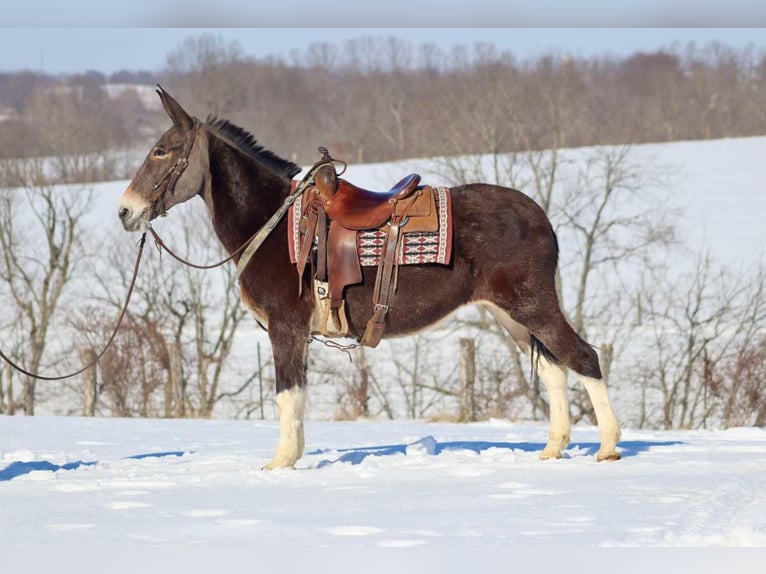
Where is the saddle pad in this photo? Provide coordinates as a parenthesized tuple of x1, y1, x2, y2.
(288, 186, 453, 267)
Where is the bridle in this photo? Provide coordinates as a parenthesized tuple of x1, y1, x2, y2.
(149, 146, 344, 279)
(138, 118, 201, 221)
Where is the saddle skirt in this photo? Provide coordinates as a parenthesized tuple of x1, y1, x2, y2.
(288, 186, 453, 268)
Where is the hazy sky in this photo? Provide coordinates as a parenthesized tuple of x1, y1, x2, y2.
(3, 1, 766, 74)
(2, 28, 766, 75)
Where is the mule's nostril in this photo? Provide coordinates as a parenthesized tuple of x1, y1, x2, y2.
(118, 207, 131, 221)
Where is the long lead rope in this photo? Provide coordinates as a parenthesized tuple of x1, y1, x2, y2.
(0, 232, 148, 381)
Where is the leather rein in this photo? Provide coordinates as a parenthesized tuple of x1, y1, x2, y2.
(0, 232, 148, 381)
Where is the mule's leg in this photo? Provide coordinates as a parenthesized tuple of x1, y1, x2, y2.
(524, 313, 621, 460)
(264, 323, 309, 470)
(484, 304, 571, 460)
(525, 312, 622, 461)
(265, 386, 306, 470)
(579, 375, 621, 461)
(536, 358, 571, 460)
(486, 302, 620, 460)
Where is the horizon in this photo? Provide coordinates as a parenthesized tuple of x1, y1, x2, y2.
(1, 28, 766, 76)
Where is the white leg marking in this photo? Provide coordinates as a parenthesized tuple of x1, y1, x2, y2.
(264, 386, 306, 470)
(537, 358, 571, 460)
(580, 376, 622, 461)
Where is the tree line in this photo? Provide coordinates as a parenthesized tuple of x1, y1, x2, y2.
(2, 35, 766, 169)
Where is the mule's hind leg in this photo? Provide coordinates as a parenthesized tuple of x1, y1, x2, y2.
(527, 318, 620, 460)
(536, 358, 571, 460)
(485, 304, 571, 460)
(487, 303, 621, 460)
(579, 375, 621, 461)
(526, 310, 621, 461)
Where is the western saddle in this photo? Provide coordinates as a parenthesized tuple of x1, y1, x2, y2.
(295, 151, 439, 347)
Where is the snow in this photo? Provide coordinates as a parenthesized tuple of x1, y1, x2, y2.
(2, 415, 766, 564)
(102, 84, 163, 111)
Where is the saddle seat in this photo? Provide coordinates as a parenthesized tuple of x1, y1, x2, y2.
(323, 173, 422, 230)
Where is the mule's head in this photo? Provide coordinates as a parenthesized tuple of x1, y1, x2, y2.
(118, 87, 208, 231)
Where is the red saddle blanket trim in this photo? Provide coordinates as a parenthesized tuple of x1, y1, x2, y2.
(288, 186, 453, 267)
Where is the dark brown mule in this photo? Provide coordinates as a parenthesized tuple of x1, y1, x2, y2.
(119, 88, 621, 469)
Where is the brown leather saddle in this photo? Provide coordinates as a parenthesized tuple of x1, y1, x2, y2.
(295, 160, 439, 347)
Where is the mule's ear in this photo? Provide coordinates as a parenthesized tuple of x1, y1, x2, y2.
(156, 85, 194, 131)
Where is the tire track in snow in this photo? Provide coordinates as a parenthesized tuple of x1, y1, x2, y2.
(661, 477, 766, 545)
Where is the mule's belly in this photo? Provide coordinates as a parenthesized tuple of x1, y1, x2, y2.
(342, 258, 473, 338)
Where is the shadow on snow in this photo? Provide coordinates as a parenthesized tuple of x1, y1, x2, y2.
(0, 438, 686, 479)
(307, 438, 685, 468)
(0, 451, 186, 482)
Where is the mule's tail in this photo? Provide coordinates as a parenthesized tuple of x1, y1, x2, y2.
(530, 330, 602, 380)
(530, 334, 559, 371)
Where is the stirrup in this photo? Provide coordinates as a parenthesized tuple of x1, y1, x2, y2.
(311, 280, 349, 338)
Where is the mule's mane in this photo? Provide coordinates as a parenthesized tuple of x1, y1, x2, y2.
(205, 116, 301, 180)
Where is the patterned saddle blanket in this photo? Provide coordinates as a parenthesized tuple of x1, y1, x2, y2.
(288, 186, 453, 267)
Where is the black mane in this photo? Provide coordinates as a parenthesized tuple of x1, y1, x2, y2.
(205, 116, 301, 180)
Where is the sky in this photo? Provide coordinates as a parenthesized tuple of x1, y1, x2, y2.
(2, 28, 766, 75)
(2, 0, 766, 75)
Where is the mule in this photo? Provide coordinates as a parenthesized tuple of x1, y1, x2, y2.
(118, 88, 621, 469)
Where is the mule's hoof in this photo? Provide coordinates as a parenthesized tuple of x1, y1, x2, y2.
(539, 449, 563, 461)
(596, 451, 621, 462)
(262, 460, 296, 471)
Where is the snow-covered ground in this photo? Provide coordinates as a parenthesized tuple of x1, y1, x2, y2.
(2, 416, 766, 560)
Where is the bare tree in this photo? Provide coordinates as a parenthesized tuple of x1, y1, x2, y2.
(714, 336, 766, 427)
(635, 256, 766, 429)
(82, 208, 248, 418)
(176, 215, 249, 417)
(310, 343, 394, 421)
(165, 34, 248, 119)
(70, 307, 168, 417)
(0, 165, 92, 414)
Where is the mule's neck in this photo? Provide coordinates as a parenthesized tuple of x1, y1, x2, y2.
(205, 135, 293, 255)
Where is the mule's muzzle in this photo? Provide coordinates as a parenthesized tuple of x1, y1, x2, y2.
(118, 203, 151, 232)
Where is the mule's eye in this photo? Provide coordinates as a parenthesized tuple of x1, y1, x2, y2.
(153, 147, 167, 158)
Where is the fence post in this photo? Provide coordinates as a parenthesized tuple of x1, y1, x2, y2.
(257, 342, 265, 419)
(5, 363, 14, 415)
(459, 337, 477, 422)
(600, 342, 614, 384)
(355, 346, 371, 418)
(168, 341, 185, 418)
(80, 348, 98, 417)
(0, 365, 5, 414)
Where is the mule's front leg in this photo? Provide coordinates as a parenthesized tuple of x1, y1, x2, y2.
(264, 386, 306, 470)
(264, 324, 309, 470)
